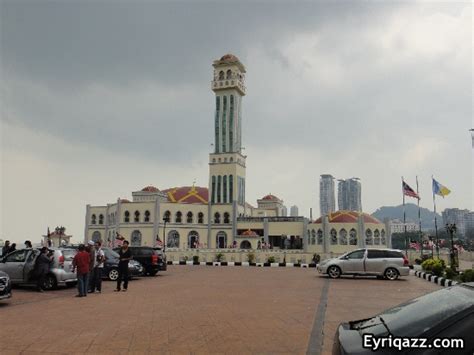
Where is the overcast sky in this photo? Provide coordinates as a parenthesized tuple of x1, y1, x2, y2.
(1, 1, 472, 244)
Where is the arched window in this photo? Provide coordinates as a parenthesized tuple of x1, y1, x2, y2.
(134, 211, 140, 223)
(374, 229, 380, 245)
(98, 214, 104, 225)
(349, 229, 357, 245)
(311, 230, 316, 245)
(188, 231, 199, 248)
(223, 175, 227, 203)
(163, 210, 171, 223)
(240, 240, 251, 249)
(124, 211, 130, 223)
(365, 229, 373, 245)
(229, 175, 233, 203)
(167, 230, 180, 248)
(218, 70, 224, 80)
(91, 214, 97, 225)
(381, 229, 386, 244)
(211, 176, 216, 203)
(198, 212, 204, 224)
(214, 212, 221, 224)
(175, 211, 182, 223)
(222, 96, 227, 152)
(216, 231, 227, 248)
(317, 229, 323, 245)
(339, 229, 348, 245)
(330, 229, 338, 245)
(223, 212, 230, 224)
(92, 231, 101, 242)
(187, 211, 193, 223)
(217, 176, 222, 203)
(144, 210, 150, 222)
(131, 230, 142, 246)
(226, 69, 232, 79)
(229, 95, 234, 150)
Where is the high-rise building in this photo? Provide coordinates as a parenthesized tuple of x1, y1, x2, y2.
(442, 208, 473, 237)
(282, 206, 288, 217)
(338, 178, 362, 211)
(290, 205, 299, 217)
(320, 174, 336, 216)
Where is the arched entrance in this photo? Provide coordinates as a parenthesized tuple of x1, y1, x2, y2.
(188, 231, 199, 248)
(92, 231, 101, 243)
(131, 230, 142, 246)
(240, 240, 251, 249)
(216, 231, 227, 248)
(167, 230, 180, 248)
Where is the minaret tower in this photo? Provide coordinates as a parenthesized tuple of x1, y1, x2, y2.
(208, 54, 247, 247)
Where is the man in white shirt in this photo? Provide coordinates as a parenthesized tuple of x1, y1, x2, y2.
(90, 241, 105, 293)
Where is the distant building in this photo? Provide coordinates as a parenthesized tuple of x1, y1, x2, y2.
(290, 205, 299, 217)
(282, 206, 288, 217)
(320, 174, 336, 216)
(338, 178, 362, 211)
(442, 208, 473, 237)
(389, 219, 419, 234)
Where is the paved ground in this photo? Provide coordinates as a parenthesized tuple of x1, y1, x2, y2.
(0, 266, 440, 355)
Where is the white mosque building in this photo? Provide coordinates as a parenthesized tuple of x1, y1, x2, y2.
(85, 54, 390, 253)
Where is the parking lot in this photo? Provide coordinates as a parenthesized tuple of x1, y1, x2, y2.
(0, 266, 440, 354)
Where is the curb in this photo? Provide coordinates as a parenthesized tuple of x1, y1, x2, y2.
(413, 270, 458, 287)
(168, 260, 317, 268)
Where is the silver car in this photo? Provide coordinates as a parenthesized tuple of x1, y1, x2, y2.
(317, 248, 410, 280)
(0, 248, 77, 290)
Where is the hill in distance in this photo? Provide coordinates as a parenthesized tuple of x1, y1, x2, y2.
(371, 203, 441, 231)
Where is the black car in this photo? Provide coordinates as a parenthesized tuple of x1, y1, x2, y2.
(0, 270, 12, 300)
(333, 283, 474, 354)
(102, 248, 144, 281)
(153, 248, 167, 271)
(114, 247, 160, 276)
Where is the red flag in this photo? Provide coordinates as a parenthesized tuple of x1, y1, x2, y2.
(403, 181, 420, 199)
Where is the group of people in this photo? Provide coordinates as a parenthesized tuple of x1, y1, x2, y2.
(71, 240, 131, 297)
(1, 240, 23, 255)
(257, 240, 272, 250)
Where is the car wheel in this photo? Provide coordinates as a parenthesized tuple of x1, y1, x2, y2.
(43, 274, 57, 290)
(327, 266, 341, 279)
(108, 269, 119, 281)
(384, 268, 399, 281)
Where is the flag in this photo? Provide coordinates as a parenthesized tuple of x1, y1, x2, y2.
(403, 181, 420, 199)
(432, 178, 451, 197)
(409, 240, 420, 251)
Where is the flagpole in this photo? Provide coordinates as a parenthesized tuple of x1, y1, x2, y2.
(402, 177, 408, 257)
(432, 176, 439, 258)
(416, 176, 423, 259)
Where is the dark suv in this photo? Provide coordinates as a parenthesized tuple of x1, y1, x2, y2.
(153, 248, 167, 271)
(114, 247, 160, 276)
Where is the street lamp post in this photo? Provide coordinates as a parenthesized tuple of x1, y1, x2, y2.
(162, 217, 169, 252)
(446, 223, 457, 271)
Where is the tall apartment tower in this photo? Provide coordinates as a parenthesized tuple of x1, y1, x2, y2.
(319, 174, 336, 216)
(290, 205, 299, 217)
(338, 178, 362, 211)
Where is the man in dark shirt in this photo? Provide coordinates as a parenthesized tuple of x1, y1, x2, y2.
(35, 247, 53, 292)
(72, 244, 90, 297)
(2, 240, 11, 256)
(116, 240, 131, 292)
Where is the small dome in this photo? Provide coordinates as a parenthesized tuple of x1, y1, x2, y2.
(220, 53, 239, 62)
(241, 229, 259, 237)
(261, 194, 280, 201)
(313, 211, 382, 224)
(120, 198, 131, 203)
(141, 185, 159, 192)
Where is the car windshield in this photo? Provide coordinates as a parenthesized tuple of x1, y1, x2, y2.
(104, 248, 119, 259)
(358, 286, 474, 337)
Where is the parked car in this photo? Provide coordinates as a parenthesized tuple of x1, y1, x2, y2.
(114, 246, 160, 276)
(0, 271, 12, 300)
(153, 248, 167, 271)
(0, 248, 77, 290)
(102, 248, 143, 281)
(333, 283, 474, 354)
(317, 248, 409, 280)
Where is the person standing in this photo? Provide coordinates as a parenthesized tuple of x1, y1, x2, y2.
(9, 243, 17, 253)
(35, 247, 53, 292)
(90, 241, 105, 293)
(24, 240, 33, 248)
(2, 240, 10, 256)
(72, 244, 90, 297)
(86, 241, 96, 293)
(115, 240, 131, 292)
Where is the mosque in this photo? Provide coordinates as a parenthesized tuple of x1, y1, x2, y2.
(85, 54, 390, 254)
